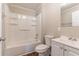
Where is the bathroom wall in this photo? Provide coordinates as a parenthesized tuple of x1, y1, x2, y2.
(0, 4, 2, 38)
(41, 3, 61, 37)
(61, 4, 79, 38)
(0, 3, 2, 56)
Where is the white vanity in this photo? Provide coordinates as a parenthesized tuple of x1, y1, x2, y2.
(51, 36, 79, 56)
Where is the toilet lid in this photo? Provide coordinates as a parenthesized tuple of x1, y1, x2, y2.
(36, 44, 48, 50)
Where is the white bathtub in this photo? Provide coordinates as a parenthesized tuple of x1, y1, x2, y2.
(4, 40, 41, 56)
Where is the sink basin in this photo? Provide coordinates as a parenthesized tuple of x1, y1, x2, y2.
(52, 35, 79, 49)
(60, 35, 77, 41)
(60, 35, 70, 41)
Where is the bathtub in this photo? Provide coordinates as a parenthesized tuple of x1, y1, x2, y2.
(4, 40, 41, 56)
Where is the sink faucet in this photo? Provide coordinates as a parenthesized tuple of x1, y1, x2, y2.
(72, 38, 77, 41)
(69, 37, 77, 41)
(69, 37, 72, 40)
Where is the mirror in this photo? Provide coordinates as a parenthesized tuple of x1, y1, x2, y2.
(61, 3, 79, 27)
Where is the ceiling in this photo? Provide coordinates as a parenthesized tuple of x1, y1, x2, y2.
(8, 3, 41, 12)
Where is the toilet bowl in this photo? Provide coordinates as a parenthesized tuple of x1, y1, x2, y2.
(35, 44, 49, 56)
(35, 35, 54, 56)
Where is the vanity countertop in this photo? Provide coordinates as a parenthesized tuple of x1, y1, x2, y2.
(52, 36, 79, 50)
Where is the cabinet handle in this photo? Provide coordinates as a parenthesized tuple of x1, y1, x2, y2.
(64, 49, 67, 51)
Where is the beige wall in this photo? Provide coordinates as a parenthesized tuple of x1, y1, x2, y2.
(61, 4, 79, 38)
(41, 3, 61, 37)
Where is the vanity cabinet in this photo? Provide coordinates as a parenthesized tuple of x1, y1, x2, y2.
(51, 41, 79, 56)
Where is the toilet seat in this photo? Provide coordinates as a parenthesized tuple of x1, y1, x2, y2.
(35, 44, 49, 53)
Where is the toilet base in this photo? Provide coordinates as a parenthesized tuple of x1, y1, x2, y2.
(39, 53, 45, 56)
(38, 50, 49, 56)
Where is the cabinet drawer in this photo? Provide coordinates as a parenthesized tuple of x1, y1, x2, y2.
(64, 45, 79, 55)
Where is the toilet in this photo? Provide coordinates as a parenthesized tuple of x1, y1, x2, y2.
(35, 35, 54, 56)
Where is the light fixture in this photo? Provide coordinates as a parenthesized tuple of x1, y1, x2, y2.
(60, 3, 71, 6)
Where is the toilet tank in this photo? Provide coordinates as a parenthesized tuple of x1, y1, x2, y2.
(45, 35, 54, 46)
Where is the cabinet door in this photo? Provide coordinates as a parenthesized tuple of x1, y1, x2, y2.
(67, 51, 79, 56)
(64, 46, 79, 56)
(51, 45, 64, 56)
(64, 50, 79, 56)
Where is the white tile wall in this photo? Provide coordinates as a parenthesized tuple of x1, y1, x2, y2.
(5, 13, 37, 47)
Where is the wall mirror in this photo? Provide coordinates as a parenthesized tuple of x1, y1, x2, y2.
(61, 3, 79, 27)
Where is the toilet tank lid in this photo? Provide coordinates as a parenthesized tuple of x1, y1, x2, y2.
(45, 35, 54, 38)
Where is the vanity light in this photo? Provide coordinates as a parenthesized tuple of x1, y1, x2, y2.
(60, 3, 71, 6)
(22, 15, 27, 19)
